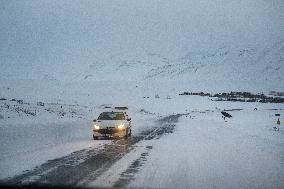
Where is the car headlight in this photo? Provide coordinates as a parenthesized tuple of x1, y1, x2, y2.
(94, 125, 100, 130)
(117, 124, 125, 129)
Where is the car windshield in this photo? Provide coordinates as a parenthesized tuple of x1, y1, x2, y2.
(98, 112, 125, 120)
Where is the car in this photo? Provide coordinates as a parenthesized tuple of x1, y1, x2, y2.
(92, 111, 132, 140)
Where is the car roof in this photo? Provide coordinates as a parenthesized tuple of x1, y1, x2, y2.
(101, 111, 125, 114)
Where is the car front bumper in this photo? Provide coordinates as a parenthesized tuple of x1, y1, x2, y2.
(93, 128, 126, 137)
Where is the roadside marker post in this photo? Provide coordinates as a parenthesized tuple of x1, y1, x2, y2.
(274, 114, 281, 131)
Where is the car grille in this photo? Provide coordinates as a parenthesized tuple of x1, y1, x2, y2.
(97, 127, 118, 134)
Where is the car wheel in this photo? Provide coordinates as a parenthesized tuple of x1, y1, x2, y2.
(93, 135, 99, 140)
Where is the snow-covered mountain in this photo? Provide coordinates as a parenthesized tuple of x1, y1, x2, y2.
(1, 0, 284, 91)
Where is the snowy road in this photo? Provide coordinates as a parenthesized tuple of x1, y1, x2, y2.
(5, 114, 184, 186)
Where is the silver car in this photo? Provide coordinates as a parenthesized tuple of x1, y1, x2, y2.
(92, 111, 132, 139)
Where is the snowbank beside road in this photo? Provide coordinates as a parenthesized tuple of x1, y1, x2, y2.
(129, 110, 284, 189)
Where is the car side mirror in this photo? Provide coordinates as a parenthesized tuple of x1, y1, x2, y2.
(93, 119, 96, 122)
(127, 118, 131, 121)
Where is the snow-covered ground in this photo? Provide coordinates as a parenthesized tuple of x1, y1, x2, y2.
(1, 79, 283, 181)
(1, 77, 283, 188)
